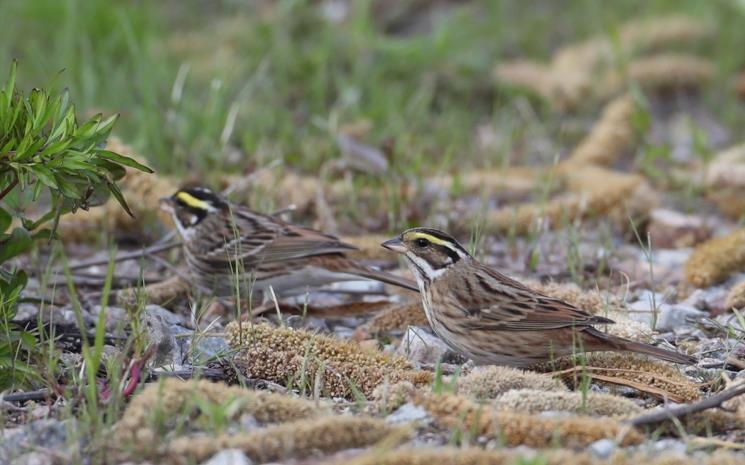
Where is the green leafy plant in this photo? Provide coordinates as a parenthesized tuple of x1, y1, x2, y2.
(0, 61, 152, 390)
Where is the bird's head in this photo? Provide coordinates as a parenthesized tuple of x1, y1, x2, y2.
(160, 186, 228, 235)
(381, 227, 471, 282)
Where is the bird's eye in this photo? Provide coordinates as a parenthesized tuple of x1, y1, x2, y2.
(415, 238, 430, 248)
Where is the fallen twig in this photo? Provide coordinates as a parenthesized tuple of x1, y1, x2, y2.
(627, 382, 745, 426)
(0, 388, 53, 404)
(66, 239, 180, 271)
(147, 367, 229, 381)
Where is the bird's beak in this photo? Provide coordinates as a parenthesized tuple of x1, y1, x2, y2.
(381, 236, 406, 254)
(159, 197, 175, 213)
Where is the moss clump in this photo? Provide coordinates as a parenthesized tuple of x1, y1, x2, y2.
(495, 15, 712, 110)
(675, 409, 743, 436)
(342, 447, 745, 465)
(226, 322, 432, 399)
(457, 366, 567, 399)
(165, 416, 406, 465)
(607, 54, 714, 93)
(486, 168, 657, 235)
(415, 392, 643, 448)
(563, 167, 658, 225)
(115, 379, 324, 448)
(494, 388, 642, 416)
(684, 229, 745, 287)
(223, 169, 321, 216)
(356, 302, 430, 337)
(722, 377, 745, 425)
(706, 144, 745, 188)
(617, 15, 712, 51)
(430, 165, 541, 197)
(227, 321, 411, 369)
(541, 353, 700, 402)
(559, 95, 637, 169)
(494, 60, 553, 101)
(725, 279, 745, 310)
(370, 381, 419, 413)
(114, 379, 408, 464)
(706, 144, 745, 218)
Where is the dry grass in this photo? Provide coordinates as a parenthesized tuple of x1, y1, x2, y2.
(542, 353, 701, 403)
(457, 366, 567, 399)
(415, 392, 644, 447)
(684, 229, 745, 287)
(164, 416, 407, 465)
(342, 447, 745, 465)
(226, 322, 432, 398)
(493, 389, 643, 416)
(495, 15, 713, 110)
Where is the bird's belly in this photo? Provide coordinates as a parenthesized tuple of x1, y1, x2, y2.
(428, 319, 573, 368)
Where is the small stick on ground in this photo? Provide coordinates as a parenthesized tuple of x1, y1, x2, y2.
(1, 388, 53, 404)
(146, 367, 229, 381)
(627, 382, 745, 427)
(66, 240, 181, 271)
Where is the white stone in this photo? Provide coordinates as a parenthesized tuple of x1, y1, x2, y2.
(397, 326, 456, 365)
(385, 403, 430, 424)
(201, 449, 254, 465)
(587, 438, 616, 458)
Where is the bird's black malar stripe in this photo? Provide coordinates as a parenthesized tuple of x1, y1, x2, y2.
(407, 258, 431, 283)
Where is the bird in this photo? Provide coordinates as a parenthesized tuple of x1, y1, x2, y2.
(159, 186, 418, 301)
(381, 227, 696, 367)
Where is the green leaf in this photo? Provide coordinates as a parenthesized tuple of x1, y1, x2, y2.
(0, 139, 15, 155)
(48, 107, 72, 141)
(31, 228, 53, 241)
(73, 114, 102, 139)
(28, 164, 57, 189)
(97, 114, 118, 134)
(91, 158, 127, 180)
(38, 139, 72, 159)
(19, 331, 37, 350)
(54, 158, 97, 171)
(107, 182, 134, 217)
(97, 150, 153, 173)
(0, 227, 32, 262)
(32, 178, 44, 200)
(4, 61, 16, 102)
(29, 88, 49, 132)
(0, 207, 10, 233)
(8, 269, 28, 292)
(23, 208, 58, 232)
(54, 175, 82, 199)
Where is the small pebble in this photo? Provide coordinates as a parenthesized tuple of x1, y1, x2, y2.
(397, 326, 457, 365)
(385, 403, 430, 425)
(200, 449, 254, 465)
(588, 438, 616, 458)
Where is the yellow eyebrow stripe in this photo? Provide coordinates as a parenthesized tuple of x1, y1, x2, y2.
(406, 231, 450, 247)
(176, 191, 211, 209)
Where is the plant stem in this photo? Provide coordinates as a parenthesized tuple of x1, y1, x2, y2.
(0, 175, 18, 201)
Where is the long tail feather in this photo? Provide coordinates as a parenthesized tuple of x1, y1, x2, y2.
(615, 338, 697, 365)
(351, 267, 419, 293)
(591, 329, 696, 365)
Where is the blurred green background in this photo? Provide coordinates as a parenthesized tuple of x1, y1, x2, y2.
(1, 0, 743, 178)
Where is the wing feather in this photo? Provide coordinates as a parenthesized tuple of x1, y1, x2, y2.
(206, 206, 358, 265)
(452, 262, 614, 331)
